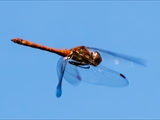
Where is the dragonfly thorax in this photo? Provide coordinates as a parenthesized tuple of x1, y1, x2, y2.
(69, 46, 102, 67)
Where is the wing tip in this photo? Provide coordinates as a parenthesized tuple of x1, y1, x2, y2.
(56, 90, 62, 98)
(119, 73, 129, 86)
(56, 86, 62, 98)
(120, 73, 126, 79)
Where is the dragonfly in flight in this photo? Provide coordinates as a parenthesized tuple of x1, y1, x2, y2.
(11, 38, 146, 97)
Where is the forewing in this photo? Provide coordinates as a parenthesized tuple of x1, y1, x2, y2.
(56, 57, 68, 97)
(88, 47, 147, 67)
(57, 57, 81, 86)
(64, 63, 129, 87)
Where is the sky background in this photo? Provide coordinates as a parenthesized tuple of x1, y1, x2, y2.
(0, 1, 160, 119)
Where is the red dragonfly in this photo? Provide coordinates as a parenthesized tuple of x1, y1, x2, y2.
(11, 38, 146, 97)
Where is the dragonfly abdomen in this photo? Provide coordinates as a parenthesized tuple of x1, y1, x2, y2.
(11, 38, 71, 57)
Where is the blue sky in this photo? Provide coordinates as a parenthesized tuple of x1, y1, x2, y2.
(1, 1, 160, 119)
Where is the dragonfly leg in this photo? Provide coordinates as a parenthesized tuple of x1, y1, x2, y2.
(69, 61, 90, 69)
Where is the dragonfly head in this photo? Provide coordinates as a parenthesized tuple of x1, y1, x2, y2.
(91, 51, 102, 66)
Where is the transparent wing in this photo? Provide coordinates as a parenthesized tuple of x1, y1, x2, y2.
(88, 47, 147, 67)
(56, 57, 68, 98)
(57, 57, 81, 86)
(63, 62, 129, 87)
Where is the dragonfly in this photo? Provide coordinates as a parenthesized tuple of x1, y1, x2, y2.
(11, 38, 146, 98)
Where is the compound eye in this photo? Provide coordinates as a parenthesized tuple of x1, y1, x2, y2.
(92, 51, 102, 66)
